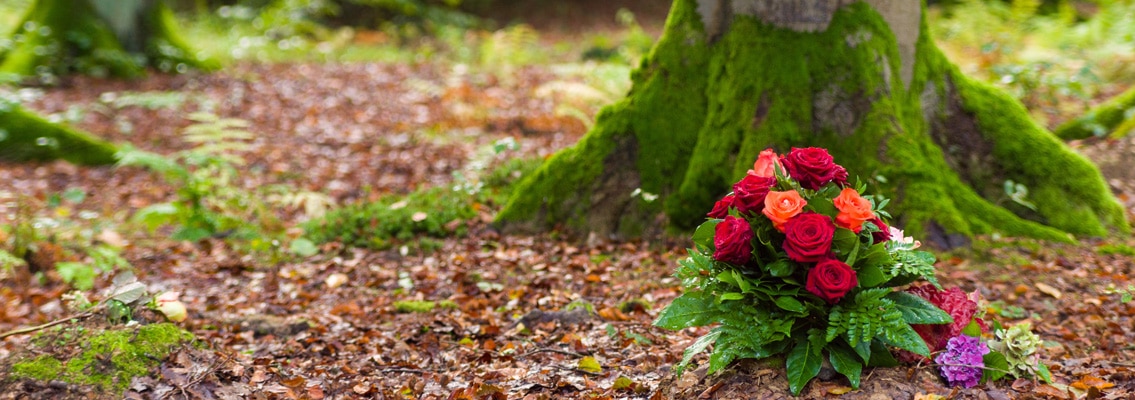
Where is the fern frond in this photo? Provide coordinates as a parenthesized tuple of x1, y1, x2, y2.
(826, 288, 903, 346)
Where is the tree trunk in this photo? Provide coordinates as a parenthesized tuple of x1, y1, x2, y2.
(0, 107, 117, 166)
(0, 0, 216, 80)
(496, 0, 1128, 244)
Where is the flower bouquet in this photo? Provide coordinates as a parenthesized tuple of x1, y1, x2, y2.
(654, 148, 1050, 394)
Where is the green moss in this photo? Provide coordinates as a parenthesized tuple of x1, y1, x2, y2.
(0, 0, 215, 80)
(11, 323, 193, 393)
(1055, 86, 1135, 140)
(0, 107, 118, 165)
(394, 300, 438, 313)
(11, 355, 64, 381)
(498, 0, 1126, 242)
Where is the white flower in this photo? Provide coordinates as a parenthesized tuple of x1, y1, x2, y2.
(155, 292, 188, 322)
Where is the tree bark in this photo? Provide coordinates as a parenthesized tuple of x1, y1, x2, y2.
(0, 0, 216, 80)
(496, 0, 1128, 244)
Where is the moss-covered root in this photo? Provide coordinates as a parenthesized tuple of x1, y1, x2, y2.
(1054, 86, 1135, 140)
(11, 323, 194, 393)
(0, 0, 216, 80)
(0, 107, 118, 165)
(953, 73, 1130, 237)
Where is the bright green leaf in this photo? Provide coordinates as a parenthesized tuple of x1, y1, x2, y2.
(982, 351, 1009, 383)
(774, 296, 806, 313)
(719, 292, 744, 302)
(887, 292, 953, 325)
(828, 342, 864, 389)
(1037, 362, 1052, 383)
(882, 323, 930, 357)
(786, 337, 822, 395)
(692, 220, 721, 251)
(654, 291, 721, 330)
(856, 264, 886, 288)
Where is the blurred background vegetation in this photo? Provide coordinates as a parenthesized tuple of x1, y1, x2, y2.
(2, 0, 1127, 128)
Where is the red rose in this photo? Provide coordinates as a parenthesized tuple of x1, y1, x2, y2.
(732, 175, 776, 215)
(713, 216, 753, 265)
(707, 195, 735, 219)
(782, 212, 835, 262)
(780, 147, 845, 190)
(870, 216, 890, 244)
(806, 259, 858, 304)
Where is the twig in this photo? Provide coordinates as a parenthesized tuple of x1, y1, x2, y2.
(0, 312, 95, 340)
(520, 347, 588, 358)
(698, 381, 725, 399)
(375, 365, 442, 374)
(550, 364, 603, 376)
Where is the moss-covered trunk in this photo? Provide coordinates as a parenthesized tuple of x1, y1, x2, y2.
(1056, 85, 1135, 140)
(0, 0, 216, 80)
(497, 0, 1128, 243)
(0, 107, 117, 165)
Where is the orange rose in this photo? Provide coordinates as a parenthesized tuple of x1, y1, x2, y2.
(833, 188, 875, 233)
(763, 190, 807, 231)
(748, 149, 782, 178)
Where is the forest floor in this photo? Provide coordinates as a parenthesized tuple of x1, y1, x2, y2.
(2, 5, 1135, 400)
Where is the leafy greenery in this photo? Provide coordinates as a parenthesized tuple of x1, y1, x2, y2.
(117, 113, 276, 243)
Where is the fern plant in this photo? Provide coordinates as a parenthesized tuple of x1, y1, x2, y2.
(117, 113, 277, 243)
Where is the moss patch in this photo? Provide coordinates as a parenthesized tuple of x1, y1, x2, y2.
(10, 323, 194, 393)
(394, 300, 458, 313)
(0, 107, 118, 165)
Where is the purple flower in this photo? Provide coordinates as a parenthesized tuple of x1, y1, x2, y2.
(935, 335, 989, 388)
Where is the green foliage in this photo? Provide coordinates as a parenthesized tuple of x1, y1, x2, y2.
(117, 113, 281, 244)
(1, 190, 131, 290)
